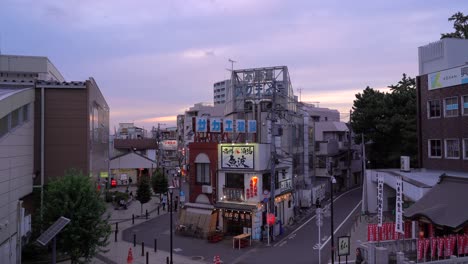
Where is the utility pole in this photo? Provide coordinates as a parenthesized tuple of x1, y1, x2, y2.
(269, 80, 278, 244)
(297, 88, 304, 102)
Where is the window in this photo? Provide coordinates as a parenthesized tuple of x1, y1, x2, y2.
(428, 139, 442, 158)
(10, 108, 20, 128)
(22, 104, 29, 122)
(444, 97, 459, 117)
(463, 95, 468, 115)
(0, 115, 8, 138)
(226, 173, 243, 188)
(317, 156, 326, 168)
(427, 100, 441, 118)
(464, 139, 468, 160)
(445, 139, 460, 159)
(196, 163, 210, 184)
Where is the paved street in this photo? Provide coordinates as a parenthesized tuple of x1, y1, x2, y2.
(231, 187, 362, 264)
(122, 187, 362, 264)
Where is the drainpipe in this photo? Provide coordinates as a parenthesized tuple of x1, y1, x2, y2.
(40, 87, 45, 224)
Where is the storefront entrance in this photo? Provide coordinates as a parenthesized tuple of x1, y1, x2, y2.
(223, 210, 252, 236)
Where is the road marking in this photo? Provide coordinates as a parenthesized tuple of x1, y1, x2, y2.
(278, 241, 288, 247)
(273, 187, 361, 247)
(288, 233, 296, 239)
(313, 243, 321, 250)
(320, 200, 362, 250)
(174, 248, 182, 252)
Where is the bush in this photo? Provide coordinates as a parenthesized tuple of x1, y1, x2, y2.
(104, 191, 129, 203)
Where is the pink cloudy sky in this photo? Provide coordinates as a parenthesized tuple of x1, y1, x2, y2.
(0, 0, 461, 129)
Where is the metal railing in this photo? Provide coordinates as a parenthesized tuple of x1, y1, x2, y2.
(222, 188, 244, 202)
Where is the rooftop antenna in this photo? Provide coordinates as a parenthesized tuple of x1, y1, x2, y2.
(228, 58, 236, 72)
(297, 87, 304, 102)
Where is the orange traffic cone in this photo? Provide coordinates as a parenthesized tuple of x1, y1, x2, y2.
(127, 247, 134, 264)
(213, 255, 221, 264)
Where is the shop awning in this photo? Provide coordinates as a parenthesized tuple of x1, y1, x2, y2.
(404, 175, 468, 229)
(184, 202, 214, 215)
(214, 202, 257, 212)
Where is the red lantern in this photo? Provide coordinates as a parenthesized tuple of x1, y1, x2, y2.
(267, 213, 275, 226)
(111, 179, 117, 187)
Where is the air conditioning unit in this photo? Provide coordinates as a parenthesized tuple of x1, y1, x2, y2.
(400, 156, 410, 172)
(202, 185, 213, 194)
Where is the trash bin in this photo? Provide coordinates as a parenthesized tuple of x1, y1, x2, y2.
(274, 222, 280, 236)
(279, 220, 283, 235)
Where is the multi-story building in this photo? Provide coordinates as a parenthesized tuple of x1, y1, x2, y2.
(213, 80, 230, 105)
(175, 67, 298, 240)
(0, 54, 65, 85)
(111, 123, 157, 185)
(33, 78, 110, 185)
(0, 87, 35, 263)
(359, 38, 468, 262)
(0, 54, 110, 261)
(416, 38, 468, 171)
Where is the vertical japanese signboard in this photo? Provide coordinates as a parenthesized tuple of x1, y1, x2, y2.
(395, 177, 404, 234)
(377, 174, 384, 227)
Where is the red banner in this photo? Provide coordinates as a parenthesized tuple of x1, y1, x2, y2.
(404, 221, 412, 238)
(431, 237, 437, 259)
(438, 237, 444, 257)
(424, 239, 430, 259)
(457, 235, 465, 255)
(428, 223, 434, 238)
(417, 239, 424, 260)
(444, 237, 450, 257)
(451, 235, 456, 256)
(465, 234, 468, 254)
(367, 224, 373, 241)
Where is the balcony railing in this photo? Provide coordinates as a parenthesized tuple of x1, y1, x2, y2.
(222, 187, 244, 202)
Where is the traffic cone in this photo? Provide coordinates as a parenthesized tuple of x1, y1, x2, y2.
(127, 247, 134, 264)
(213, 255, 221, 264)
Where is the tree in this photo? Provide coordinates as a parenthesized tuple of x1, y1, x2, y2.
(441, 12, 468, 39)
(41, 169, 111, 264)
(151, 169, 168, 198)
(136, 177, 152, 215)
(351, 74, 417, 168)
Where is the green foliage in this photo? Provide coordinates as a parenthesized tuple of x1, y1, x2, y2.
(136, 177, 152, 214)
(104, 191, 129, 203)
(351, 74, 417, 168)
(41, 169, 111, 264)
(151, 169, 168, 196)
(441, 12, 468, 39)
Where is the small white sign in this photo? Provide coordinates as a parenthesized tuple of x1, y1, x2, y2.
(338, 236, 350, 256)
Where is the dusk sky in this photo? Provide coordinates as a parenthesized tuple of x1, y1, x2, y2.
(0, 0, 462, 130)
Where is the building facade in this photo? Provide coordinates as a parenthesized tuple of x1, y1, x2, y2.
(213, 79, 229, 106)
(416, 38, 468, 171)
(0, 87, 35, 263)
(33, 78, 110, 185)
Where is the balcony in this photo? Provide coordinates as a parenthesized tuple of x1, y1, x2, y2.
(222, 187, 244, 202)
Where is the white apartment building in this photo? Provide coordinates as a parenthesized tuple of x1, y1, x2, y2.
(213, 80, 230, 105)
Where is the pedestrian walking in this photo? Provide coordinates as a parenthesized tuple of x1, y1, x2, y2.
(174, 196, 179, 212)
(355, 248, 365, 264)
(162, 195, 167, 211)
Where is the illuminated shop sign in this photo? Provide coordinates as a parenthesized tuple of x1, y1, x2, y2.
(196, 118, 256, 133)
(220, 145, 254, 169)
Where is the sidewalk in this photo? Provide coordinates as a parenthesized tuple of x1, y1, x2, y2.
(90, 186, 206, 264)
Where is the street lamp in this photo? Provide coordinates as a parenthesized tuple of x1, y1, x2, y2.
(330, 176, 337, 264)
(168, 186, 174, 264)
